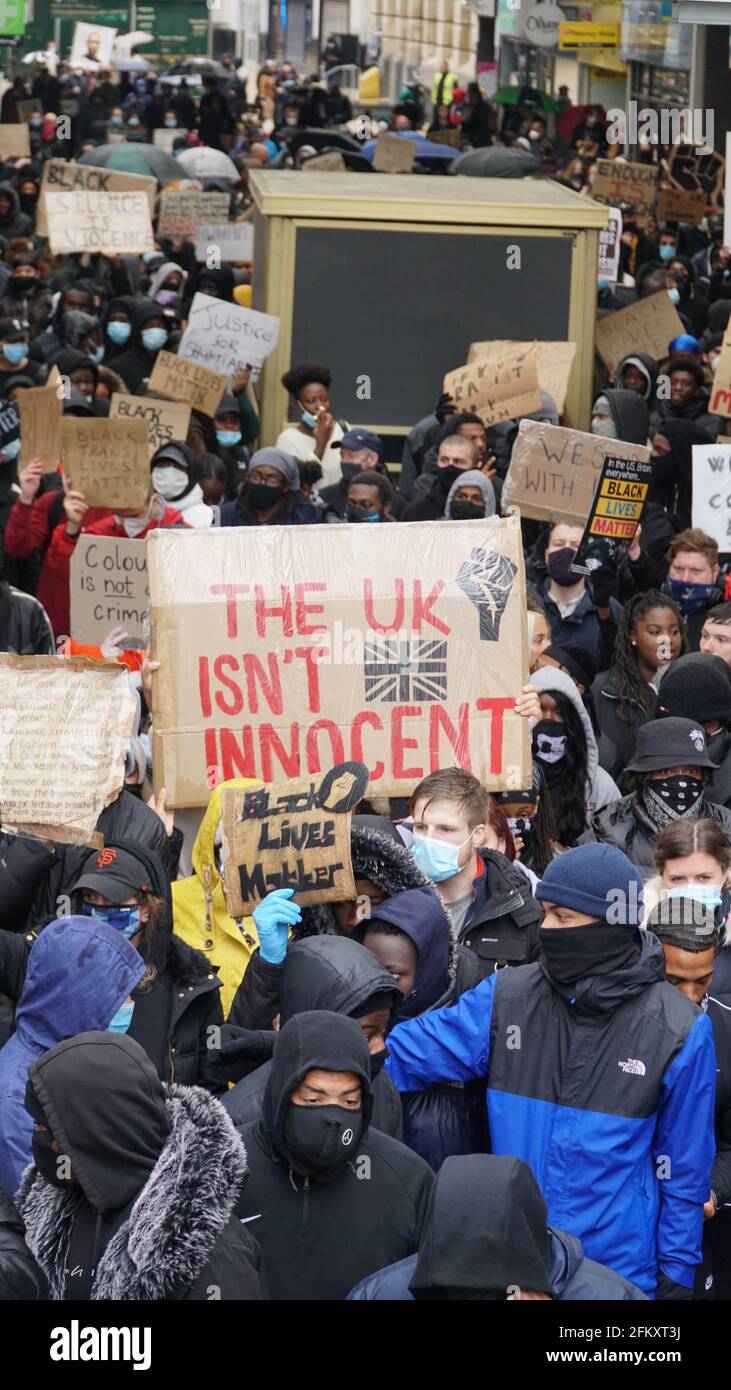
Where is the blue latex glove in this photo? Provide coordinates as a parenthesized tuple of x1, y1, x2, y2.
(253, 888, 302, 964)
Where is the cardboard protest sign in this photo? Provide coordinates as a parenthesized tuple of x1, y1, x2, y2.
(428, 128, 461, 148)
(158, 191, 231, 239)
(570, 452, 652, 575)
(0, 654, 135, 844)
(109, 392, 191, 459)
(19, 385, 61, 473)
(710, 333, 731, 418)
(301, 150, 346, 172)
(443, 345, 541, 428)
(70, 536, 149, 646)
(692, 443, 731, 549)
(656, 185, 706, 225)
(0, 400, 19, 460)
(45, 191, 155, 256)
(372, 133, 415, 173)
(60, 416, 150, 510)
(179, 293, 280, 383)
(195, 222, 254, 263)
(668, 143, 725, 210)
(467, 341, 576, 415)
(220, 761, 368, 916)
(595, 292, 684, 373)
(598, 207, 622, 284)
(502, 420, 652, 525)
(0, 125, 30, 158)
(148, 350, 227, 418)
(148, 516, 531, 808)
(591, 158, 657, 224)
(37, 159, 156, 238)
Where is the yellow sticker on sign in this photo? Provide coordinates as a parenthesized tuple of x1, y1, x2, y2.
(559, 21, 620, 48)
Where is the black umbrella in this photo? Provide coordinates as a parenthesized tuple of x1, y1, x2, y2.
(451, 146, 542, 178)
(78, 142, 184, 184)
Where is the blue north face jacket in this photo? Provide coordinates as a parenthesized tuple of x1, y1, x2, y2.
(0, 915, 144, 1198)
(385, 934, 716, 1295)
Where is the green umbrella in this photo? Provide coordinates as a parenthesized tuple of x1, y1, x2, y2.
(78, 142, 184, 184)
(494, 85, 559, 114)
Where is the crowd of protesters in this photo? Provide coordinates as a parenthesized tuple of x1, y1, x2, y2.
(0, 43, 730, 1309)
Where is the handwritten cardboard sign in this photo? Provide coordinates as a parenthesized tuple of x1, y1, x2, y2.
(109, 392, 191, 458)
(591, 158, 657, 224)
(692, 443, 731, 548)
(0, 125, 30, 158)
(179, 293, 280, 382)
(444, 344, 542, 427)
(598, 207, 622, 283)
(656, 185, 706, 225)
(0, 654, 135, 844)
(467, 340, 576, 415)
(301, 150, 347, 172)
(372, 133, 415, 173)
(194, 221, 254, 263)
(37, 159, 156, 237)
(158, 190, 231, 239)
(667, 143, 725, 210)
(60, 416, 150, 510)
(147, 350, 227, 418)
(45, 190, 155, 256)
(502, 420, 652, 525)
(19, 385, 62, 473)
(595, 292, 684, 373)
(220, 761, 368, 916)
(70, 535, 149, 646)
(570, 452, 652, 574)
(710, 332, 731, 419)
(147, 516, 531, 807)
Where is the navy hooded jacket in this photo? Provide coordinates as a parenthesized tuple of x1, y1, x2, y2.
(0, 915, 144, 1198)
(385, 933, 716, 1294)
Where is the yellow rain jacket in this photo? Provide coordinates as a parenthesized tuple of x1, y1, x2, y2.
(172, 778, 261, 1019)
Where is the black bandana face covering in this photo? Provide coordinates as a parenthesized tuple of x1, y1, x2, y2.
(532, 721, 567, 768)
(643, 775, 704, 827)
(539, 922, 640, 988)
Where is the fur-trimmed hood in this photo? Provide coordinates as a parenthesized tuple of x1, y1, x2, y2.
(293, 818, 432, 940)
(17, 1038, 247, 1300)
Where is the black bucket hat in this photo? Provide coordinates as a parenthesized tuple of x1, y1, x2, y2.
(625, 717, 719, 774)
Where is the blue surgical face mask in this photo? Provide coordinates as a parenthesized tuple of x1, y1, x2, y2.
(107, 1000, 134, 1034)
(667, 885, 723, 911)
(216, 429, 241, 447)
(164, 118, 177, 129)
(663, 574, 716, 616)
(2, 341, 27, 364)
(90, 345, 105, 364)
(2, 437, 21, 460)
(83, 902, 141, 940)
(107, 320, 131, 345)
(142, 327, 168, 352)
(110, 114, 123, 127)
(659, 243, 675, 262)
(128, 116, 141, 128)
(668, 287, 680, 305)
(301, 407, 319, 429)
(410, 830, 474, 883)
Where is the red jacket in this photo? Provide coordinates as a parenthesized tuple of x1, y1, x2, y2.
(42, 507, 186, 641)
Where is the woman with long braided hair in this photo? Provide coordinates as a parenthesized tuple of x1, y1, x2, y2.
(592, 590, 686, 778)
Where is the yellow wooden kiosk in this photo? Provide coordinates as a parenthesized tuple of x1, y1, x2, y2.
(249, 170, 608, 444)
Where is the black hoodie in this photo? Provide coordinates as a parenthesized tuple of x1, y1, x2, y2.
(602, 388, 650, 445)
(236, 1010, 433, 1299)
(616, 352, 659, 405)
(222, 934, 404, 1139)
(113, 300, 169, 394)
(19, 1032, 262, 1300)
(0, 182, 33, 240)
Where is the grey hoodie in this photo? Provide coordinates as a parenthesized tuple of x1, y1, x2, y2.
(531, 666, 620, 818)
(148, 260, 188, 303)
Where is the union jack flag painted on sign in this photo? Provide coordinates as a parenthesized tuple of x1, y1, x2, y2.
(363, 637, 448, 703)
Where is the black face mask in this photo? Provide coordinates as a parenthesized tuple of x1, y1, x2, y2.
(532, 720, 567, 779)
(539, 922, 639, 989)
(248, 481, 283, 511)
(451, 500, 485, 520)
(644, 774, 705, 820)
(341, 462, 362, 484)
(282, 1103, 363, 1182)
(346, 504, 381, 523)
(9, 275, 35, 295)
(368, 1047, 388, 1080)
(673, 272, 689, 298)
(32, 1128, 77, 1189)
(435, 466, 464, 498)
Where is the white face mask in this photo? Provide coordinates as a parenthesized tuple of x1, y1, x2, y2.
(591, 415, 617, 437)
(152, 465, 188, 501)
(116, 507, 151, 538)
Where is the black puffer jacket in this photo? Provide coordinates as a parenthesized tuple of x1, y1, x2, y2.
(0, 839, 224, 1092)
(457, 848, 544, 984)
(591, 664, 654, 777)
(581, 793, 731, 879)
(0, 1191, 48, 1299)
(222, 935, 404, 1140)
(0, 789, 170, 934)
(0, 584, 54, 655)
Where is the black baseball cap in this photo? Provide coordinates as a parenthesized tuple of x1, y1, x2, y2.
(334, 428, 384, 460)
(0, 317, 28, 342)
(72, 846, 153, 904)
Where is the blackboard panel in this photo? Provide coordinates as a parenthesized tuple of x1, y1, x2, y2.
(291, 226, 572, 427)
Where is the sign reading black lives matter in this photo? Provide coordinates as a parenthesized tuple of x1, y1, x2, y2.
(570, 452, 652, 576)
(221, 761, 369, 917)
